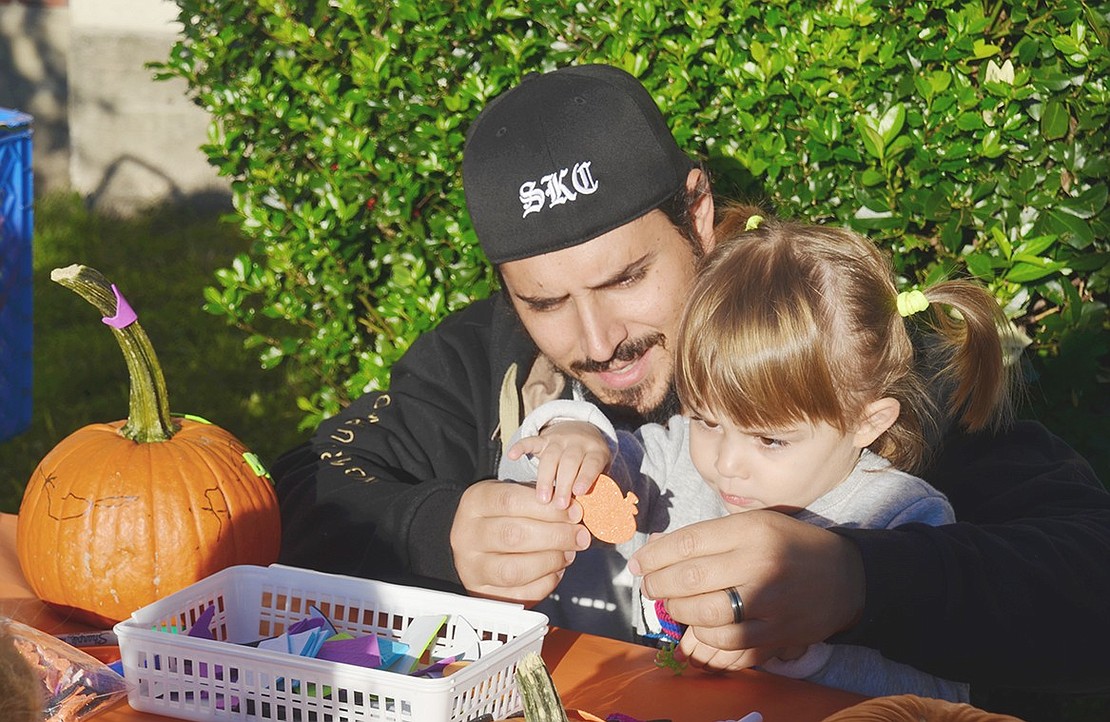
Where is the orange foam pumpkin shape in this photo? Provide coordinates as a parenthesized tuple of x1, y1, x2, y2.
(16, 265, 281, 627)
(574, 473, 638, 544)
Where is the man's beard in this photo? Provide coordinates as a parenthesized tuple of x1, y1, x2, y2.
(567, 332, 683, 428)
(580, 381, 682, 429)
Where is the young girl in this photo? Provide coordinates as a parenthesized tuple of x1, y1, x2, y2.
(500, 207, 1014, 702)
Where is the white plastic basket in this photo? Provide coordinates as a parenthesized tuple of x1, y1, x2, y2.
(113, 564, 548, 721)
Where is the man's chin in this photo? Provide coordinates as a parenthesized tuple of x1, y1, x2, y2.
(580, 382, 681, 428)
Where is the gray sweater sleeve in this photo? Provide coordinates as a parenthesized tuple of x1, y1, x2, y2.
(792, 643, 970, 702)
(497, 399, 619, 481)
(761, 452, 968, 701)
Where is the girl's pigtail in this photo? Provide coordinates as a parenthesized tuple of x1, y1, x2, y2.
(904, 281, 1016, 432)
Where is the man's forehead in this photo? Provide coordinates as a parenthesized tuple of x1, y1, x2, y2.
(501, 210, 686, 292)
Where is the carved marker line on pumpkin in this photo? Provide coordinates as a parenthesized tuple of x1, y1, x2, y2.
(182, 437, 242, 540)
(42, 474, 139, 521)
(200, 486, 232, 541)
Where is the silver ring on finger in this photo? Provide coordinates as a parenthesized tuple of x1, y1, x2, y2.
(726, 586, 745, 624)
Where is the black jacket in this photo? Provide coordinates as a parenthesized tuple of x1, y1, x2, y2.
(273, 294, 1110, 692)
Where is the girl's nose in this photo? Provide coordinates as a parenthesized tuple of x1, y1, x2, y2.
(714, 438, 749, 479)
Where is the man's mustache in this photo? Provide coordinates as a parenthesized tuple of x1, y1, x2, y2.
(570, 333, 667, 374)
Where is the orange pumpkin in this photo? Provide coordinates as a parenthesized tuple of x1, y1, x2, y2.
(16, 264, 281, 627)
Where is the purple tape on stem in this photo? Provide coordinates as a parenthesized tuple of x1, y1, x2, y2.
(102, 284, 138, 328)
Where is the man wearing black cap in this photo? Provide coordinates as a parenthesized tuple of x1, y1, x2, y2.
(273, 64, 1110, 695)
(453, 64, 719, 634)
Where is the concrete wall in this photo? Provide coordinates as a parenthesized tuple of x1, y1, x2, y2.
(0, 0, 229, 213)
(0, 2, 70, 195)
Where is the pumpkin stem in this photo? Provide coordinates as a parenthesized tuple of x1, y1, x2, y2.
(51, 264, 177, 442)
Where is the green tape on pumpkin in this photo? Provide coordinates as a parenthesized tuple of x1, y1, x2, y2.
(243, 452, 270, 478)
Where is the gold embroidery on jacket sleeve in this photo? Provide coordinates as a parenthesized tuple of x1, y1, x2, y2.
(316, 394, 395, 481)
(330, 428, 355, 444)
(367, 394, 391, 423)
(320, 450, 349, 466)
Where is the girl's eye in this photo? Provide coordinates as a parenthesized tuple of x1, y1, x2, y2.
(692, 415, 719, 430)
(758, 436, 786, 448)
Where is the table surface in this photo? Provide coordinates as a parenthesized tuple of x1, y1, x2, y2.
(1, 513, 865, 721)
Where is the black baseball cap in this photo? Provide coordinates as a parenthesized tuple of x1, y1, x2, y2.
(462, 64, 695, 264)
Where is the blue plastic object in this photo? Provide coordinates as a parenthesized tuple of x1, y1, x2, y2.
(0, 107, 34, 443)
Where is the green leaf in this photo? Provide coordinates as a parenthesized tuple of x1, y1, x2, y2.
(1051, 34, 1088, 65)
(1058, 184, 1108, 220)
(391, 2, 420, 23)
(1066, 251, 1110, 272)
(1040, 100, 1070, 140)
(980, 129, 1007, 158)
(1015, 234, 1058, 258)
(990, 226, 1013, 259)
(886, 134, 914, 160)
(956, 113, 984, 131)
(855, 117, 885, 160)
(1006, 259, 1066, 282)
(972, 39, 1001, 59)
(877, 104, 906, 145)
(1041, 209, 1095, 249)
(965, 252, 995, 279)
(860, 169, 885, 187)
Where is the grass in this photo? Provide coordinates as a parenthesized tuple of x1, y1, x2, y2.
(0, 191, 309, 512)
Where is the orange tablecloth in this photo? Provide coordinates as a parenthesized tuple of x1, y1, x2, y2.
(1, 513, 865, 721)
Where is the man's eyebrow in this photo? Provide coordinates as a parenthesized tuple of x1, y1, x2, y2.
(512, 252, 656, 306)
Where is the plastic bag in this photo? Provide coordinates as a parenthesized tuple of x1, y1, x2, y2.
(0, 617, 129, 722)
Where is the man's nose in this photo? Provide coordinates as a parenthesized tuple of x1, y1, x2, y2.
(575, 297, 625, 363)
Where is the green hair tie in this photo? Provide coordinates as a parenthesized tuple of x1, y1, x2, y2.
(896, 289, 930, 317)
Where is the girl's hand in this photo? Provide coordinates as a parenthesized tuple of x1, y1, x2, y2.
(507, 420, 612, 509)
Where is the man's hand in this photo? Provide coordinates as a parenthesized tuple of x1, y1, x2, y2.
(629, 510, 864, 667)
(451, 479, 592, 605)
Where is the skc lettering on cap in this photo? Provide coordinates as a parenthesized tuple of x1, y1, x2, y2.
(519, 161, 599, 218)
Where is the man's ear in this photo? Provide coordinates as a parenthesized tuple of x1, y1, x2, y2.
(687, 168, 715, 254)
(853, 397, 901, 448)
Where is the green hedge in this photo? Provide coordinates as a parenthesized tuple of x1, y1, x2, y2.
(155, 0, 1108, 435)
